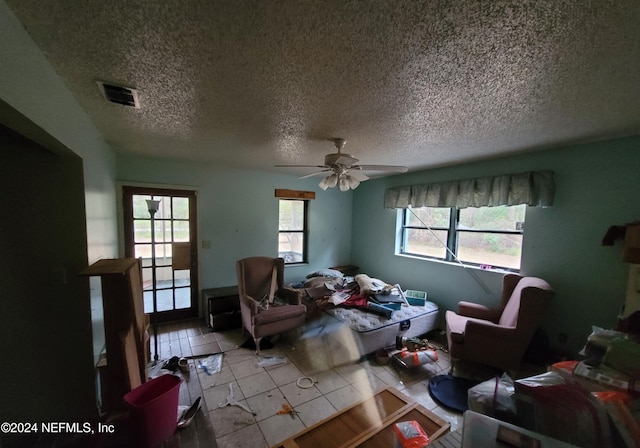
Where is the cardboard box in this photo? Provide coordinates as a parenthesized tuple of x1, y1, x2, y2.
(573, 361, 640, 395)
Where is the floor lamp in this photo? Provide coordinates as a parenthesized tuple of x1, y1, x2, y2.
(146, 199, 161, 364)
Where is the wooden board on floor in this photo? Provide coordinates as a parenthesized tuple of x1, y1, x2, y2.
(273, 386, 450, 448)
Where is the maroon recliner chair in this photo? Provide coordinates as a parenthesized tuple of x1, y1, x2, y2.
(446, 274, 554, 371)
(236, 257, 306, 354)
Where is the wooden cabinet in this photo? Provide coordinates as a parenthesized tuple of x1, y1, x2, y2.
(202, 286, 241, 330)
(80, 258, 149, 412)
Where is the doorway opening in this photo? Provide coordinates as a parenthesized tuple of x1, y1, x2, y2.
(122, 186, 198, 323)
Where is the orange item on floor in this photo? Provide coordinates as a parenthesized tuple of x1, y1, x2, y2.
(393, 420, 430, 448)
(277, 403, 294, 415)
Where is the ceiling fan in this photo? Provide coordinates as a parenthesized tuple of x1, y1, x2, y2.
(274, 138, 408, 191)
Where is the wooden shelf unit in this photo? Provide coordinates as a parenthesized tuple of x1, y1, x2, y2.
(80, 257, 149, 413)
(274, 387, 450, 448)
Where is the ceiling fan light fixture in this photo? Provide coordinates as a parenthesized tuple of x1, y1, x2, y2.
(339, 176, 350, 192)
(319, 173, 338, 190)
(279, 138, 407, 192)
(347, 175, 360, 189)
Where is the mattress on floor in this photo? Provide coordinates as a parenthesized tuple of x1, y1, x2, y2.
(320, 301, 440, 355)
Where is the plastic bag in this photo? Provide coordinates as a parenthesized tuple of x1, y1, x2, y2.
(593, 391, 640, 448)
(393, 420, 430, 448)
(515, 371, 566, 388)
(198, 353, 223, 375)
(580, 326, 629, 366)
(468, 373, 516, 422)
(257, 356, 287, 367)
(392, 350, 438, 368)
(514, 373, 611, 448)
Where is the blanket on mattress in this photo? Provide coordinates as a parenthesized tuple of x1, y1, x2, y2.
(295, 269, 441, 354)
(298, 275, 439, 337)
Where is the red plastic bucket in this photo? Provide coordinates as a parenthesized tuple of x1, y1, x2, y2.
(124, 374, 182, 448)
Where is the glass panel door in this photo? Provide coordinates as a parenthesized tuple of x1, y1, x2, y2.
(123, 186, 198, 323)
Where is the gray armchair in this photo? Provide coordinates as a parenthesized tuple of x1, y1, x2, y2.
(446, 274, 554, 371)
(236, 257, 306, 354)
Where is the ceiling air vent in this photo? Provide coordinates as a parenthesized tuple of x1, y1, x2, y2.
(97, 81, 140, 108)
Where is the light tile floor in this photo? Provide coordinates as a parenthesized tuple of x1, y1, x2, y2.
(153, 316, 463, 448)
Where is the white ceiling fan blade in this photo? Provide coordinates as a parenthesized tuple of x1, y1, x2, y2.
(325, 154, 358, 166)
(348, 171, 369, 182)
(274, 164, 327, 168)
(299, 169, 332, 179)
(277, 140, 407, 193)
(353, 164, 408, 173)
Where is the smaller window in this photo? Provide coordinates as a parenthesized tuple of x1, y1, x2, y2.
(278, 199, 308, 264)
(402, 207, 451, 259)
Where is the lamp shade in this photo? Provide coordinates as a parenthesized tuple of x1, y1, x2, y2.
(347, 175, 360, 189)
(318, 176, 330, 190)
(339, 176, 350, 191)
(319, 172, 360, 191)
(146, 199, 161, 216)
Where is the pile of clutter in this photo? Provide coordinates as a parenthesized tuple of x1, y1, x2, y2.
(374, 336, 440, 369)
(467, 326, 640, 448)
(563, 326, 640, 395)
(392, 336, 440, 368)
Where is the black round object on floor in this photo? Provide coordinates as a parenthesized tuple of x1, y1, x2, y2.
(428, 374, 479, 413)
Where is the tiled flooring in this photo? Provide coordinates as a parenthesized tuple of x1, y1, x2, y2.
(153, 315, 464, 448)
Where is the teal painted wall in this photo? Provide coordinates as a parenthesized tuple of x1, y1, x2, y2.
(351, 136, 640, 356)
(117, 155, 354, 290)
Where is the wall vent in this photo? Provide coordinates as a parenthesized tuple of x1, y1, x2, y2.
(97, 81, 140, 108)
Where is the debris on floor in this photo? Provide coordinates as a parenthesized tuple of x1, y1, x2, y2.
(218, 383, 256, 415)
(277, 403, 299, 419)
(198, 353, 223, 375)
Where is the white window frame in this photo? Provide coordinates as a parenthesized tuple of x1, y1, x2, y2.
(399, 205, 526, 272)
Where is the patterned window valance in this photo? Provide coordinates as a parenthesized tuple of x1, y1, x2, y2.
(384, 171, 555, 209)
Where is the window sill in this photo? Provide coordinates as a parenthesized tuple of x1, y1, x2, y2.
(284, 262, 309, 268)
(394, 252, 518, 274)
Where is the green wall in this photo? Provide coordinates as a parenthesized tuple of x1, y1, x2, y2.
(117, 155, 354, 291)
(351, 136, 640, 356)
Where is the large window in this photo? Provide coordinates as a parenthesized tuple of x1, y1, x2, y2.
(400, 204, 526, 270)
(278, 199, 308, 264)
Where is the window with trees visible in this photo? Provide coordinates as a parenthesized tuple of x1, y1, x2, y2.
(400, 204, 526, 271)
(278, 199, 307, 264)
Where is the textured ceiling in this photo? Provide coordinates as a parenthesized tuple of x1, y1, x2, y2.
(5, 0, 640, 176)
